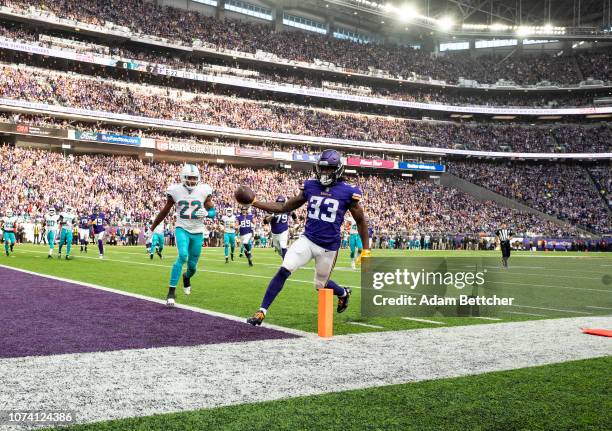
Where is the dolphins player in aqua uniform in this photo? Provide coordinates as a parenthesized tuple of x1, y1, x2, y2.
(221, 208, 237, 264)
(149, 217, 165, 260)
(149, 164, 216, 307)
(245, 149, 370, 326)
(346, 216, 363, 270)
(57, 206, 76, 260)
(1, 209, 18, 257)
(237, 207, 254, 267)
(45, 208, 60, 258)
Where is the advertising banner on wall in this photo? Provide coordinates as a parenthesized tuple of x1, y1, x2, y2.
(347, 157, 396, 169)
(235, 147, 273, 158)
(398, 162, 446, 172)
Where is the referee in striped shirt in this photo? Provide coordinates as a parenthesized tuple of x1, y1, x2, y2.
(495, 223, 513, 268)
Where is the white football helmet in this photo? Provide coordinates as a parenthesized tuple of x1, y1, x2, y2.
(180, 164, 200, 191)
(65, 206, 74, 214)
(48, 208, 56, 216)
(225, 208, 233, 217)
(5, 209, 13, 218)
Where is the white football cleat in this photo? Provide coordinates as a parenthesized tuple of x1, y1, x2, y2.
(183, 286, 191, 295)
(99, 254, 104, 259)
(166, 297, 175, 307)
(351, 261, 356, 270)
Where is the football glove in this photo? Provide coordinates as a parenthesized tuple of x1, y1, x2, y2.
(356, 249, 372, 266)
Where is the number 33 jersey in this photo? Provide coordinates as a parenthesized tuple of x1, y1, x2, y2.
(167, 183, 213, 234)
(302, 179, 362, 251)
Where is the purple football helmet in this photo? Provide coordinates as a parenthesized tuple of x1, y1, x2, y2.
(276, 196, 286, 203)
(315, 149, 344, 186)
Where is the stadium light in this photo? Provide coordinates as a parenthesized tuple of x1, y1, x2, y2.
(144, 152, 153, 157)
(398, 5, 417, 22)
(437, 16, 454, 32)
(61, 144, 71, 149)
(401, 173, 413, 177)
(345, 169, 357, 174)
(216, 158, 225, 163)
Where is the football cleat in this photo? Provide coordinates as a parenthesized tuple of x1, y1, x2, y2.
(239, 253, 243, 258)
(182, 274, 191, 295)
(337, 288, 352, 313)
(150, 253, 154, 260)
(156, 250, 162, 259)
(248, 258, 253, 267)
(99, 255, 104, 259)
(47, 255, 52, 259)
(65, 255, 71, 260)
(247, 310, 265, 326)
(231, 253, 234, 261)
(10, 244, 14, 252)
(166, 287, 176, 307)
(225, 257, 229, 264)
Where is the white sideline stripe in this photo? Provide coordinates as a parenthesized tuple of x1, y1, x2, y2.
(15, 249, 362, 290)
(1, 316, 610, 429)
(489, 280, 611, 294)
(0, 264, 311, 338)
(401, 317, 446, 325)
(586, 306, 612, 311)
(346, 322, 384, 329)
(512, 304, 592, 315)
(473, 317, 503, 321)
(504, 311, 548, 317)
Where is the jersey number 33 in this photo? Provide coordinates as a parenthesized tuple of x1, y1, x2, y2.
(307, 196, 339, 223)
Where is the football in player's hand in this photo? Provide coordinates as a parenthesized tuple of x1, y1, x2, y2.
(234, 185, 255, 205)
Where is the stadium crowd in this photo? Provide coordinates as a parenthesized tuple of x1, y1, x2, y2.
(0, 145, 586, 238)
(449, 161, 611, 234)
(1, 64, 610, 153)
(0, 21, 602, 109)
(0, 0, 607, 86)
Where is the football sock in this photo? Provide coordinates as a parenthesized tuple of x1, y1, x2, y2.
(97, 239, 104, 255)
(326, 279, 346, 297)
(281, 248, 287, 258)
(261, 267, 291, 310)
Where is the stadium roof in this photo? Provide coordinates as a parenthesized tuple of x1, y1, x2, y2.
(280, 0, 611, 40)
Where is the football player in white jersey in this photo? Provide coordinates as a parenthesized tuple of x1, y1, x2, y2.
(149, 164, 216, 306)
(220, 207, 237, 264)
(2, 209, 18, 257)
(45, 208, 60, 258)
(58, 206, 77, 260)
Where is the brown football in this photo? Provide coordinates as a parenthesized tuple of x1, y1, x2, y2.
(234, 185, 255, 205)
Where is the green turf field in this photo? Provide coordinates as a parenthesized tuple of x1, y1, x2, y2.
(53, 356, 612, 431)
(2, 244, 610, 334)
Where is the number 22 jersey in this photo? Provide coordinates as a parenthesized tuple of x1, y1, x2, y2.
(167, 183, 213, 234)
(302, 179, 362, 251)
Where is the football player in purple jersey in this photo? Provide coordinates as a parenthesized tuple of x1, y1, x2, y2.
(263, 196, 298, 260)
(237, 207, 254, 267)
(89, 206, 107, 259)
(245, 149, 370, 326)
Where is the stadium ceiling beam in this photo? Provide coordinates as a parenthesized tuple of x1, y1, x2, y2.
(444, 0, 516, 24)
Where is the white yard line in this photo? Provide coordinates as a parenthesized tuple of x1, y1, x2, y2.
(401, 317, 446, 325)
(346, 322, 384, 329)
(473, 317, 503, 321)
(586, 306, 612, 311)
(0, 316, 609, 429)
(504, 311, 548, 317)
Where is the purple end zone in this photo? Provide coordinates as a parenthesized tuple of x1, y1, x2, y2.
(0, 267, 298, 359)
